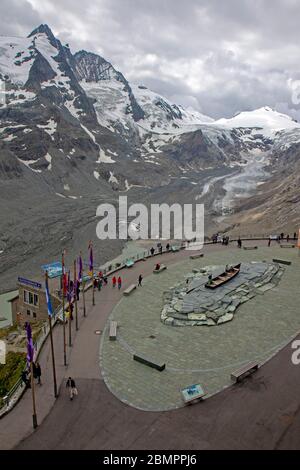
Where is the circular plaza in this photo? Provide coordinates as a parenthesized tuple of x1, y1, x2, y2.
(100, 245, 300, 411)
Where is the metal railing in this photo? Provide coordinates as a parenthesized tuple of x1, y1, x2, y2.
(0, 309, 60, 417)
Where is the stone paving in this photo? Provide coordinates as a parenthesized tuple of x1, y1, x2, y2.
(100, 247, 300, 411)
(161, 261, 284, 326)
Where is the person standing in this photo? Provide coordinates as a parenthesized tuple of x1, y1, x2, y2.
(237, 237, 242, 248)
(287, 234, 290, 243)
(150, 247, 155, 256)
(66, 377, 78, 401)
(98, 278, 102, 291)
(112, 276, 117, 288)
(117, 276, 122, 290)
(294, 232, 297, 240)
(35, 362, 42, 385)
(138, 274, 143, 287)
(268, 237, 271, 247)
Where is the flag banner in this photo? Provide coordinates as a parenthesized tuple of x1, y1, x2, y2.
(78, 255, 83, 281)
(45, 274, 53, 317)
(89, 243, 93, 272)
(25, 322, 34, 368)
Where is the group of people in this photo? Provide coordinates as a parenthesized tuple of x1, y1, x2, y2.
(21, 362, 42, 388)
(268, 232, 298, 246)
(93, 271, 108, 291)
(212, 233, 230, 245)
(112, 275, 122, 289)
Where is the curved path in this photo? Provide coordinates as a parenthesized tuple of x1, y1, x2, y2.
(1, 241, 300, 449)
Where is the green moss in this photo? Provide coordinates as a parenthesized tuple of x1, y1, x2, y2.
(0, 352, 26, 406)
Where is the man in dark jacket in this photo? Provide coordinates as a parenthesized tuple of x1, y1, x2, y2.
(66, 377, 78, 400)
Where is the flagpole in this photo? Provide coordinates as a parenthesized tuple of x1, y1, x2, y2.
(30, 361, 38, 428)
(46, 271, 58, 398)
(61, 252, 67, 366)
(26, 322, 37, 429)
(74, 259, 78, 331)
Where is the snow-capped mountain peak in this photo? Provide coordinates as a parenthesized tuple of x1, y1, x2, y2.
(214, 106, 300, 136)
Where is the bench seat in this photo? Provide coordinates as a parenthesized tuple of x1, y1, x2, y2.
(272, 258, 292, 266)
(133, 353, 165, 371)
(123, 284, 137, 296)
(280, 244, 295, 248)
(231, 361, 259, 383)
(109, 321, 117, 341)
(189, 253, 204, 259)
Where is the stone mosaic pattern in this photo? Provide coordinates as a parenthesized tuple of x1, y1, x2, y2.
(100, 247, 300, 411)
(161, 262, 285, 326)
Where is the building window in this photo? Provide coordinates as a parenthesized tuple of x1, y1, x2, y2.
(32, 311, 37, 318)
(27, 310, 31, 316)
(23, 290, 39, 307)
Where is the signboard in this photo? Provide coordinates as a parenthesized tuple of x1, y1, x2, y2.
(181, 383, 205, 403)
(18, 277, 42, 289)
(41, 262, 62, 279)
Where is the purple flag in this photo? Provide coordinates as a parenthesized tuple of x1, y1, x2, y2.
(25, 322, 34, 368)
(89, 244, 93, 272)
(78, 255, 83, 281)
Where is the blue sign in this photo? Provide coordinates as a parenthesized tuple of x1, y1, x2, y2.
(41, 262, 62, 279)
(18, 277, 42, 289)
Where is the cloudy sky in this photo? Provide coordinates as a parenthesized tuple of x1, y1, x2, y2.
(2, 0, 300, 119)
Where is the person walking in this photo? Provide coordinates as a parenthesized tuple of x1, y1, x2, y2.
(150, 247, 155, 256)
(112, 276, 117, 288)
(138, 274, 143, 287)
(268, 237, 271, 247)
(35, 362, 42, 385)
(66, 377, 78, 401)
(294, 232, 297, 240)
(287, 234, 290, 243)
(237, 237, 242, 248)
(117, 276, 122, 290)
(97, 278, 102, 291)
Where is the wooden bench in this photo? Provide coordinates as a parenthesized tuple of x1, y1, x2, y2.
(123, 284, 137, 296)
(109, 321, 117, 341)
(231, 361, 259, 383)
(153, 264, 167, 274)
(272, 258, 292, 266)
(181, 383, 206, 404)
(243, 246, 258, 250)
(189, 253, 204, 259)
(133, 353, 165, 371)
(280, 244, 295, 248)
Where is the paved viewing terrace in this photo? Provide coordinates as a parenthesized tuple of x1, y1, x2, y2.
(0, 240, 300, 450)
(101, 247, 300, 411)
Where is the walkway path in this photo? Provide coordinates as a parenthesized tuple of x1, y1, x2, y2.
(0, 240, 299, 449)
